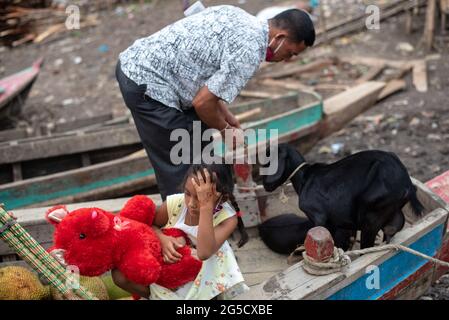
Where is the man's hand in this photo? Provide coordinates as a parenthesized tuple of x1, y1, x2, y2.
(219, 101, 241, 129)
(225, 112, 241, 129)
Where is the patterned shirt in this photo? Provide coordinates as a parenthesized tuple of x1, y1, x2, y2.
(119, 5, 269, 111)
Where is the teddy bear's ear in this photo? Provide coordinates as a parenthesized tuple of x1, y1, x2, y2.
(46, 205, 69, 225)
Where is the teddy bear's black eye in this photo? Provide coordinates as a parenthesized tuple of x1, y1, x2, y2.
(79, 233, 86, 239)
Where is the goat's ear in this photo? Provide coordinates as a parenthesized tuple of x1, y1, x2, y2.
(262, 144, 289, 192)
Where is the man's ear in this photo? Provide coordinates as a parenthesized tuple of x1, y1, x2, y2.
(262, 144, 288, 192)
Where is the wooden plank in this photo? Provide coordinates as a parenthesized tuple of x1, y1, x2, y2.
(405, 8, 413, 34)
(235, 107, 262, 122)
(423, 0, 437, 50)
(355, 64, 385, 84)
(0, 125, 141, 164)
(229, 93, 298, 115)
(43, 113, 114, 134)
(339, 56, 414, 70)
(243, 272, 282, 287)
(0, 127, 29, 142)
(412, 60, 428, 92)
(425, 170, 449, 205)
(259, 78, 315, 92)
(380, 261, 434, 299)
(320, 81, 386, 138)
(260, 58, 335, 79)
(68, 115, 133, 134)
(412, 177, 449, 217)
(377, 79, 407, 101)
(234, 247, 289, 274)
(8, 194, 162, 225)
(239, 90, 282, 99)
(314, 84, 350, 91)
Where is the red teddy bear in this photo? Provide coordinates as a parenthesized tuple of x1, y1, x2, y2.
(46, 195, 202, 289)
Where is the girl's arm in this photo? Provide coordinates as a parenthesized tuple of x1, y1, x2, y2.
(192, 169, 238, 260)
(197, 209, 237, 260)
(153, 201, 169, 227)
(152, 201, 186, 263)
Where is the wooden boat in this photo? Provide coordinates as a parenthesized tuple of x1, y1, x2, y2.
(0, 81, 385, 210)
(0, 58, 43, 122)
(1, 169, 448, 300)
(0, 90, 322, 210)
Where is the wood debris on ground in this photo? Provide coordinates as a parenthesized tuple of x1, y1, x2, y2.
(237, 0, 441, 104)
(238, 53, 432, 105)
(0, 0, 139, 47)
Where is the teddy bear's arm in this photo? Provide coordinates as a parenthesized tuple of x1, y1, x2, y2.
(118, 249, 162, 286)
(157, 246, 203, 289)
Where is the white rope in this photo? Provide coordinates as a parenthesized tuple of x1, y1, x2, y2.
(290, 243, 449, 276)
(279, 162, 308, 204)
(285, 162, 309, 185)
(346, 244, 449, 267)
(236, 162, 308, 204)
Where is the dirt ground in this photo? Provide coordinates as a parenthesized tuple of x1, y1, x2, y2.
(1, 0, 449, 299)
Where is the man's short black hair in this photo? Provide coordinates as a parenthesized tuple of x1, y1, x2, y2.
(270, 9, 315, 47)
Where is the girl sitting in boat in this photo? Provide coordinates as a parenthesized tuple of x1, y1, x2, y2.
(112, 164, 249, 300)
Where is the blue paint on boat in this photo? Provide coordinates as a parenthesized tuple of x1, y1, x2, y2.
(1, 168, 155, 209)
(327, 223, 445, 300)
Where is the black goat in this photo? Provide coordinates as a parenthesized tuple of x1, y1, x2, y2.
(258, 213, 314, 254)
(262, 144, 424, 250)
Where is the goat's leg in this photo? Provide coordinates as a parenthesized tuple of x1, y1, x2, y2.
(360, 227, 380, 249)
(382, 210, 405, 243)
(320, 224, 351, 251)
(333, 228, 353, 251)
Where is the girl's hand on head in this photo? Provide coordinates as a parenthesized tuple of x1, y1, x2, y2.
(191, 169, 221, 209)
(160, 234, 186, 264)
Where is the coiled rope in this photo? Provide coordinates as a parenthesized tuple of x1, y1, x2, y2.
(290, 243, 449, 276)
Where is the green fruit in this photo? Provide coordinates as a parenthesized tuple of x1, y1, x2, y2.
(0, 266, 50, 300)
(100, 274, 132, 300)
(51, 275, 109, 300)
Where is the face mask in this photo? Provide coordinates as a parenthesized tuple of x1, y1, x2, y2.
(265, 37, 285, 62)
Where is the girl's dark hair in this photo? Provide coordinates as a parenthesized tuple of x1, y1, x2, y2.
(181, 164, 241, 214)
